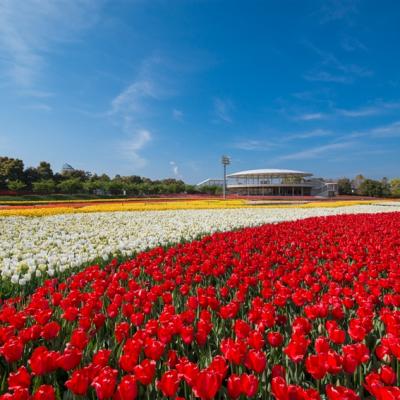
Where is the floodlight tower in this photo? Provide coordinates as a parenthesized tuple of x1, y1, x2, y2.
(221, 155, 230, 199)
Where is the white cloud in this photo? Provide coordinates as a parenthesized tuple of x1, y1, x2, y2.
(368, 121, 400, 138)
(285, 129, 332, 140)
(17, 89, 54, 98)
(109, 56, 177, 121)
(234, 129, 332, 151)
(24, 103, 52, 112)
(338, 107, 379, 117)
(213, 97, 234, 123)
(119, 130, 152, 168)
(316, 0, 359, 24)
(337, 102, 400, 118)
(169, 161, 180, 177)
(278, 141, 355, 160)
(233, 140, 274, 151)
(291, 100, 400, 122)
(0, 0, 103, 88)
(341, 35, 368, 52)
(108, 56, 178, 167)
(303, 41, 372, 84)
(110, 80, 160, 116)
(296, 113, 326, 121)
(172, 109, 184, 121)
(304, 71, 352, 83)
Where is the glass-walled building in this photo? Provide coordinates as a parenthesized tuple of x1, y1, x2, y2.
(226, 169, 337, 197)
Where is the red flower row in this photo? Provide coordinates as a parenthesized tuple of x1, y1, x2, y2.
(1, 212, 400, 399)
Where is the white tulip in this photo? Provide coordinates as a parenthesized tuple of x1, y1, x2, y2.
(1, 204, 399, 285)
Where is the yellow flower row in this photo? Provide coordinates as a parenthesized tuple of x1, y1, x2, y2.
(0, 196, 189, 205)
(0, 199, 391, 217)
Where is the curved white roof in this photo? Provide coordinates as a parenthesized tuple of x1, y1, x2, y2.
(227, 168, 312, 178)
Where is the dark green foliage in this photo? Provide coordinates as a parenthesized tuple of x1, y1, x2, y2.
(0, 156, 216, 196)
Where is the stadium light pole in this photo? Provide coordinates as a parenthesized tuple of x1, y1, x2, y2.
(221, 155, 230, 199)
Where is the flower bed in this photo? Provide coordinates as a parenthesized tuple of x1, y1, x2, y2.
(2, 205, 400, 291)
(0, 199, 390, 218)
(0, 212, 400, 399)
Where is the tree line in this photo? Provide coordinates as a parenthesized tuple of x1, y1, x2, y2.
(0, 157, 221, 196)
(337, 175, 400, 197)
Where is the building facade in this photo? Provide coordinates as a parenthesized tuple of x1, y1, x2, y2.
(197, 169, 338, 197)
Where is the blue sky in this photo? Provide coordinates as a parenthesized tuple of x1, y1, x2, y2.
(0, 0, 399, 183)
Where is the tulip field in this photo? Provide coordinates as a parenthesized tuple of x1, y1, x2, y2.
(1, 204, 400, 399)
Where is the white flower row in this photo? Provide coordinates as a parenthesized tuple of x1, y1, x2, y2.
(1, 204, 400, 285)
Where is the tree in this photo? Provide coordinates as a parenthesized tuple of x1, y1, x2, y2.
(61, 169, 90, 181)
(107, 180, 124, 195)
(381, 177, 391, 197)
(24, 167, 40, 189)
(358, 179, 384, 197)
(57, 178, 84, 194)
(84, 179, 108, 194)
(7, 180, 27, 192)
(36, 161, 53, 180)
(390, 178, 400, 197)
(32, 180, 56, 194)
(352, 174, 365, 192)
(185, 184, 198, 194)
(0, 157, 24, 189)
(337, 178, 352, 195)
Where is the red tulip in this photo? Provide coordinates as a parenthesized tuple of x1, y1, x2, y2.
(305, 354, 327, 380)
(115, 322, 130, 343)
(70, 328, 89, 350)
(271, 376, 288, 400)
(227, 374, 241, 399)
(65, 369, 89, 396)
(342, 353, 358, 374)
(248, 330, 264, 350)
(29, 346, 58, 375)
(133, 359, 156, 385)
(328, 327, 346, 345)
(176, 359, 199, 386)
(157, 370, 180, 397)
(192, 369, 222, 400)
(93, 349, 112, 367)
(326, 384, 360, 400)
(57, 347, 82, 371)
(240, 373, 258, 397)
(7, 366, 31, 391)
(208, 355, 228, 379)
(363, 372, 383, 397)
(284, 335, 310, 363)
(41, 321, 60, 340)
(348, 319, 367, 342)
(91, 367, 118, 399)
(0, 388, 29, 400)
(167, 349, 179, 368)
(245, 349, 267, 374)
(177, 325, 192, 345)
(0, 336, 24, 363)
(62, 306, 79, 322)
(144, 338, 165, 361)
(314, 336, 330, 353)
(220, 338, 246, 365)
(326, 350, 342, 375)
(380, 365, 396, 385)
(267, 332, 284, 347)
(32, 385, 56, 400)
(234, 319, 251, 339)
(271, 365, 285, 379)
(94, 313, 106, 329)
(114, 375, 138, 400)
